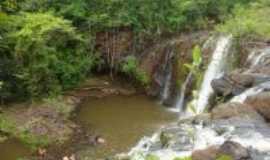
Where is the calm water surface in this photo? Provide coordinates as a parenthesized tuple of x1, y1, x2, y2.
(76, 95, 177, 159)
(0, 138, 32, 160)
(0, 88, 176, 160)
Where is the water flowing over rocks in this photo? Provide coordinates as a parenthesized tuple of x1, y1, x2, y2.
(174, 35, 236, 114)
(119, 102, 270, 160)
(142, 32, 209, 104)
(212, 47, 270, 99)
(117, 36, 270, 160)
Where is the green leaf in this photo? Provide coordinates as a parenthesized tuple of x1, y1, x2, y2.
(192, 45, 202, 66)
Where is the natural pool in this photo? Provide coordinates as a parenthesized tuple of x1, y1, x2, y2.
(0, 138, 32, 160)
(75, 95, 177, 159)
(0, 89, 177, 160)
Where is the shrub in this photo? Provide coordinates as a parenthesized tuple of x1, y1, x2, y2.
(184, 45, 203, 89)
(121, 56, 150, 86)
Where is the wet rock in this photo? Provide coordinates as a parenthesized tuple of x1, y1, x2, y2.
(211, 73, 254, 97)
(160, 131, 173, 148)
(192, 141, 251, 160)
(211, 103, 263, 121)
(219, 141, 252, 160)
(192, 146, 219, 160)
(178, 114, 211, 126)
(246, 92, 270, 121)
(192, 114, 212, 126)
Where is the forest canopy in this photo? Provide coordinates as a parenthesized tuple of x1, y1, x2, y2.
(0, 0, 268, 101)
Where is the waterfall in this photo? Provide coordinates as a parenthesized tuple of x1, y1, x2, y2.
(194, 35, 233, 113)
(175, 72, 193, 112)
(161, 66, 172, 102)
(160, 50, 174, 103)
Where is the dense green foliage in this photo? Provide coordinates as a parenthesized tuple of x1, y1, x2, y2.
(120, 56, 150, 86)
(184, 45, 203, 89)
(1, 0, 253, 33)
(218, 0, 270, 39)
(0, 12, 96, 100)
(0, 0, 266, 100)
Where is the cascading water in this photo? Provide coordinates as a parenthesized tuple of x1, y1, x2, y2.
(161, 66, 172, 102)
(174, 72, 193, 112)
(120, 37, 270, 160)
(193, 35, 233, 113)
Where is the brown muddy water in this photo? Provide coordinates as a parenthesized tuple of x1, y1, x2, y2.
(0, 80, 177, 160)
(76, 95, 177, 159)
(0, 138, 32, 160)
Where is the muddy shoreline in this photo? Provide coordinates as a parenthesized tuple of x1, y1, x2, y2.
(0, 76, 138, 160)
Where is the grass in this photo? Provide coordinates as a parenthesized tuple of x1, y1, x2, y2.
(0, 97, 76, 150)
(0, 114, 50, 149)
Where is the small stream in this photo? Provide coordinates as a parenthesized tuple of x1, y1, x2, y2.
(75, 95, 177, 159)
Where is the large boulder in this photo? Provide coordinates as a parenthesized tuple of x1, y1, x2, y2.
(246, 92, 270, 121)
(192, 141, 251, 160)
(211, 73, 255, 97)
(219, 141, 252, 160)
(211, 102, 263, 121)
(192, 146, 219, 160)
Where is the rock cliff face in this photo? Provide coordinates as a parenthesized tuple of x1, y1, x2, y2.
(96, 29, 209, 105)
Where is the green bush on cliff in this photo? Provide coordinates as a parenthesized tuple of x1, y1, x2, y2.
(184, 45, 203, 89)
(121, 56, 150, 86)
